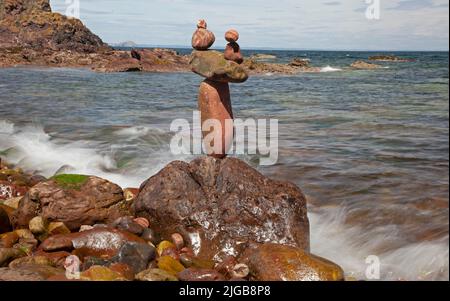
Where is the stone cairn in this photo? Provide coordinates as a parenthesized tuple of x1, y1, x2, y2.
(190, 20, 248, 158)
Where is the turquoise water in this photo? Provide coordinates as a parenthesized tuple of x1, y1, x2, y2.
(0, 50, 448, 280)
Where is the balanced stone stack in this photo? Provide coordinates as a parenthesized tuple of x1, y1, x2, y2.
(190, 20, 248, 158)
(224, 29, 244, 64)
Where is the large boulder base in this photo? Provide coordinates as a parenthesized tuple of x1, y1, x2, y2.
(133, 157, 310, 261)
(190, 50, 249, 83)
(12, 175, 129, 231)
(240, 243, 344, 281)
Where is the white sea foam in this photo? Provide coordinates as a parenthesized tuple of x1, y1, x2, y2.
(309, 207, 449, 281)
(320, 66, 342, 72)
(0, 120, 189, 188)
(114, 126, 166, 138)
(0, 120, 14, 134)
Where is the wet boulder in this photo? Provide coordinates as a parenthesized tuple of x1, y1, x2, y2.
(12, 174, 129, 231)
(39, 227, 146, 259)
(133, 157, 310, 261)
(109, 241, 156, 274)
(80, 265, 128, 281)
(38, 227, 154, 275)
(239, 243, 344, 281)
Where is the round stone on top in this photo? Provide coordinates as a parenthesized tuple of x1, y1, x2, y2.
(197, 19, 207, 29)
(192, 19, 215, 50)
(225, 29, 239, 43)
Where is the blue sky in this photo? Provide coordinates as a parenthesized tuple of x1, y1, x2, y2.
(50, 0, 449, 51)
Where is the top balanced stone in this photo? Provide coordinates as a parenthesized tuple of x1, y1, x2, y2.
(189, 20, 249, 158)
(190, 20, 248, 83)
(191, 19, 216, 50)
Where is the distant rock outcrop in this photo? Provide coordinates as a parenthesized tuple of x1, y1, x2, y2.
(289, 58, 310, 67)
(368, 55, 414, 62)
(249, 54, 277, 60)
(244, 58, 320, 74)
(351, 60, 382, 69)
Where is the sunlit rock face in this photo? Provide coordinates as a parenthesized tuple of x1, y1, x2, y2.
(133, 156, 310, 262)
(12, 175, 129, 231)
(0, 0, 107, 52)
(239, 243, 345, 281)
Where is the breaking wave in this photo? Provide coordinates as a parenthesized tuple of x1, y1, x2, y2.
(320, 65, 343, 72)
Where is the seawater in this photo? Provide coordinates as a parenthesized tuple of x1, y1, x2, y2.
(0, 50, 448, 280)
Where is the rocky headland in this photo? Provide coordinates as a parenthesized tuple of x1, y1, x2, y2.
(0, 156, 345, 281)
(0, 0, 330, 75)
(0, 0, 190, 72)
(0, 0, 413, 74)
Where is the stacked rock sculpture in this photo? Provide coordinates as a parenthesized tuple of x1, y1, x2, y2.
(224, 29, 244, 64)
(189, 20, 248, 158)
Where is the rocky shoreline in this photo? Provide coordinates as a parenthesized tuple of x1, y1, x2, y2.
(1, 156, 345, 281)
(0, 0, 412, 74)
(0, 0, 313, 74)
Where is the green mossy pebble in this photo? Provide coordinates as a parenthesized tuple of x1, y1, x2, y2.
(51, 174, 89, 190)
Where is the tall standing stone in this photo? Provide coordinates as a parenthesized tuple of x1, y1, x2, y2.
(190, 21, 248, 158)
(198, 80, 234, 158)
